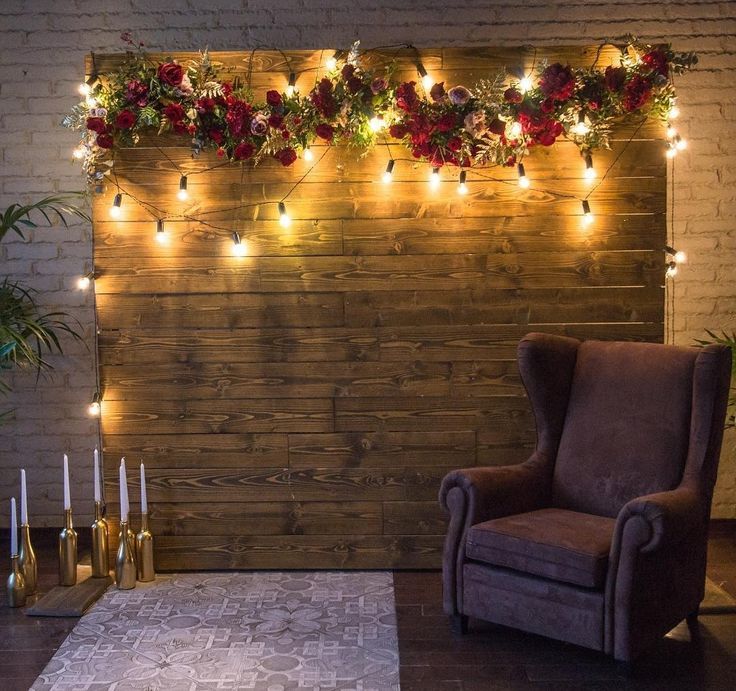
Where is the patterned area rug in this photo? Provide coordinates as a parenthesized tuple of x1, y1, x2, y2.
(32, 571, 400, 690)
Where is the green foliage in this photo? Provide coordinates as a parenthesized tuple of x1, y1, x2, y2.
(695, 329, 736, 429)
(0, 194, 90, 243)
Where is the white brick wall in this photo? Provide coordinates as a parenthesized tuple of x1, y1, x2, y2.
(1, 0, 734, 525)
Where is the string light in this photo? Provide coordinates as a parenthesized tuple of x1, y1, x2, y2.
(382, 159, 395, 184)
(278, 201, 291, 228)
(326, 51, 341, 70)
(72, 145, 86, 159)
(177, 175, 189, 201)
(429, 167, 440, 190)
(666, 261, 678, 279)
(303, 146, 314, 161)
(668, 105, 680, 119)
(109, 193, 122, 219)
(666, 245, 687, 265)
(666, 142, 678, 159)
(285, 72, 297, 97)
(77, 272, 93, 290)
(509, 121, 523, 139)
(581, 199, 594, 226)
(156, 219, 167, 244)
(666, 124, 677, 139)
(584, 153, 596, 181)
(675, 134, 687, 151)
(88, 392, 101, 417)
(572, 112, 589, 136)
(369, 115, 386, 132)
(416, 61, 433, 90)
(457, 169, 468, 195)
(517, 163, 530, 188)
(519, 76, 533, 93)
(78, 82, 92, 96)
(232, 231, 247, 256)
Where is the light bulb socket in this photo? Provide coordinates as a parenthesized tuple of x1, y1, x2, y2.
(459, 170, 467, 185)
(157, 219, 165, 233)
(577, 111, 586, 124)
(179, 175, 188, 191)
(584, 153, 593, 169)
(665, 245, 676, 255)
(517, 163, 526, 178)
(278, 202, 287, 216)
(417, 62, 428, 79)
(288, 72, 296, 87)
(112, 193, 122, 208)
(91, 391, 101, 404)
(385, 160, 395, 174)
(582, 200, 591, 215)
(232, 231, 242, 246)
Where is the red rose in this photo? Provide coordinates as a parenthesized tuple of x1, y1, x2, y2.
(447, 136, 462, 152)
(641, 49, 669, 77)
(436, 113, 456, 133)
(274, 147, 297, 166)
(209, 129, 224, 144)
(604, 66, 627, 93)
(317, 78, 333, 94)
(281, 128, 290, 140)
(225, 100, 252, 137)
(86, 117, 107, 134)
(347, 76, 363, 94)
(157, 62, 184, 87)
(234, 141, 256, 160)
(505, 155, 516, 167)
(163, 102, 186, 123)
(96, 133, 113, 148)
(395, 81, 419, 112)
(216, 147, 225, 158)
(315, 123, 334, 141)
(504, 87, 523, 104)
(268, 113, 284, 128)
(115, 109, 136, 130)
(266, 90, 282, 107)
(389, 123, 407, 139)
(623, 74, 652, 111)
(539, 63, 576, 101)
(540, 97, 555, 114)
(430, 82, 445, 102)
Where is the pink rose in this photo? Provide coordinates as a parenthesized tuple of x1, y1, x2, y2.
(447, 85, 471, 106)
(157, 62, 184, 87)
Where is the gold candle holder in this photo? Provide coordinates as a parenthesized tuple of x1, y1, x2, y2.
(135, 512, 155, 582)
(18, 523, 37, 595)
(115, 520, 136, 590)
(59, 508, 78, 586)
(6, 555, 27, 608)
(91, 501, 109, 578)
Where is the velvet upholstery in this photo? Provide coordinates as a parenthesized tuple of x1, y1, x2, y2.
(467, 509, 615, 588)
(440, 333, 732, 662)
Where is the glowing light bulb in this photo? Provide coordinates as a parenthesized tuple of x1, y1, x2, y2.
(285, 72, 297, 97)
(278, 201, 291, 228)
(674, 250, 687, 264)
(78, 82, 92, 96)
(584, 153, 596, 181)
(156, 219, 168, 244)
(73, 145, 86, 159)
(326, 52, 339, 70)
(429, 167, 440, 190)
(88, 392, 101, 417)
(85, 96, 98, 108)
(382, 159, 394, 184)
(669, 105, 680, 119)
(369, 115, 386, 132)
(417, 62, 433, 90)
(509, 121, 523, 139)
(232, 231, 247, 256)
(666, 144, 677, 159)
(581, 199, 594, 226)
(675, 136, 687, 151)
(110, 193, 122, 219)
(572, 113, 589, 136)
(519, 76, 533, 93)
(177, 175, 189, 201)
(303, 146, 314, 161)
(77, 274, 91, 290)
(517, 163, 530, 188)
(457, 170, 468, 195)
(666, 261, 678, 279)
(666, 124, 677, 139)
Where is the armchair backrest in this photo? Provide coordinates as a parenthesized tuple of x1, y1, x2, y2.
(518, 334, 731, 519)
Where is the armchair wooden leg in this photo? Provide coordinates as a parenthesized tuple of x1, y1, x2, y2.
(450, 613, 469, 635)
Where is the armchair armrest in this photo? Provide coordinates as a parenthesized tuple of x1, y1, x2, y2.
(439, 452, 552, 615)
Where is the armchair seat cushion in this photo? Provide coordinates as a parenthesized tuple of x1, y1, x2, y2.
(466, 508, 616, 588)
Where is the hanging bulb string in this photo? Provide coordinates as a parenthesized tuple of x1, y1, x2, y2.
(155, 146, 232, 178)
(279, 145, 330, 205)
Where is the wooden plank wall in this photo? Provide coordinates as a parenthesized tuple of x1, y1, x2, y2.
(91, 48, 665, 569)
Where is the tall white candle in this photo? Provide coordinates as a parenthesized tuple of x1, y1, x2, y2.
(20, 468, 28, 525)
(94, 448, 101, 503)
(119, 459, 129, 522)
(140, 462, 148, 514)
(63, 454, 71, 510)
(10, 497, 18, 556)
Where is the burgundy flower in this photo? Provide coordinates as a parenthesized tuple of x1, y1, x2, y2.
(371, 77, 388, 94)
(157, 62, 184, 87)
(234, 141, 255, 160)
(347, 76, 363, 94)
(274, 147, 297, 166)
(447, 85, 471, 106)
(317, 78, 333, 94)
(430, 82, 446, 102)
(641, 49, 669, 77)
(96, 133, 113, 148)
(447, 136, 462, 152)
(436, 113, 456, 133)
(163, 103, 186, 123)
(604, 66, 627, 93)
(315, 123, 334, 141)
(86, 117, 107, 134)
(196, 97, 216, 113)
(209, 128, 224, 144)
(389, 123, 407, 139)
(341, 63, 356, 80)
(225, 100, 252, 137)
(115, 110, 136, 130)
(504, 87, 523, 104)
(540, 97, 555, 114)
(266, 90, 283, 107)
(124, 79, 149, 107)
(623, 74, 652, 111)
(395, 81, 419, 112)
(268, 113, 284, 128)
(539, 63, 576, 101)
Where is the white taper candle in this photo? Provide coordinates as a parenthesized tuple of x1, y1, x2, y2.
(140, 462, 148, 514)
(63, 454, 71, 510)
(119, 458, 129, 522)
(20, 468, 28, 525)
(94, 448, 101, 503)
(10, 497, 18, 556)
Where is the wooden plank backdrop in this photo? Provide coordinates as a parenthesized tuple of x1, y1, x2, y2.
(90, 47, 666, 569)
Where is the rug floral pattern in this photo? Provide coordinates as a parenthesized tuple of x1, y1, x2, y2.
(32, 571, 400, 690)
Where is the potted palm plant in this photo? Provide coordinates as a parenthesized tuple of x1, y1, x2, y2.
(1, 195, 90, 421)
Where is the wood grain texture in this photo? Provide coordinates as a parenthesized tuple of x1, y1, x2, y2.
(94, 47, 666, 569)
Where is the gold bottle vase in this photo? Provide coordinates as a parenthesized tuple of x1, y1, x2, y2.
(6, 555, 26, 608)
(115, 521, 136, 590)
(91, 501, 109, 578)
(59, 509, 78, 586)
(135, 513, 155, 582)
(19, 523, 37, 595)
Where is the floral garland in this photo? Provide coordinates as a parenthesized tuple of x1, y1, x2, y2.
(64, 41, 696, 183)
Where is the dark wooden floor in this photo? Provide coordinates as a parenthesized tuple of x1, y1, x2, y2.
(1, 524, 734, 690)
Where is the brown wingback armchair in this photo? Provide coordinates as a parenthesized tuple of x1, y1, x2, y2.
(440, 333, 731, 663)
